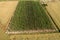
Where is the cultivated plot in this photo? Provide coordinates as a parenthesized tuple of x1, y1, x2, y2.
(46, 1, 60, 31)
(10, 33, 60, 40)
(0, 1, 18, 31)
(8, 1, 57, 33)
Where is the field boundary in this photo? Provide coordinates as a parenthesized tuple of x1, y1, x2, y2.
(0, 1, 18, 32)
(39, 2, 58, 31)
(5, 1, 58, 34)
(6, 29, 56, 34)
(45, 8, 59, 32)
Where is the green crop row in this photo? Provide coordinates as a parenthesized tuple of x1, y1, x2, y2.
(9, 1, 56, 31)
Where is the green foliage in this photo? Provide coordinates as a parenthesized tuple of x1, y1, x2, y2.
(9, 1, 56, 31)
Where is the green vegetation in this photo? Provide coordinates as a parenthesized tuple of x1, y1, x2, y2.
(9, 1, 56, 31)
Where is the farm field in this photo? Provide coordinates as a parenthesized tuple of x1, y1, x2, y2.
(10, 33, 60, 40)
(0, 0, 60, 40)
(0, 1, 18, 31)
(8, 1, 57, 32)
(9, 0, 60, 40)
(46, 1, 60, 30)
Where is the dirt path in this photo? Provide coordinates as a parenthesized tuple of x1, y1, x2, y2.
(46, 1, 60, 30)
(0, 1, 18, 31)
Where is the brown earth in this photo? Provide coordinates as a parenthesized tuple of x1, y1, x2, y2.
(0, 1, 18, 31)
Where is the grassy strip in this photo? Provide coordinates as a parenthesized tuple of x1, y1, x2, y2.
(9, 1, 56, 31)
